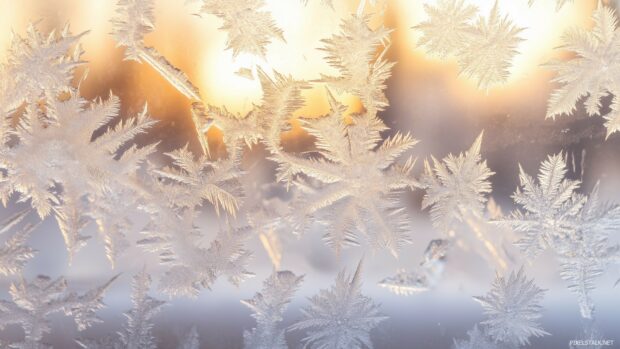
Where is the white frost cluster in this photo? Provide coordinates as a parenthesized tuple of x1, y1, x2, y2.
(416, 0, 524, 89)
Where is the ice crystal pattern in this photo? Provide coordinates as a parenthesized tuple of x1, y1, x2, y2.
(453, 324, 517, 349)
(416, 1, 523, 89)
(290, 260, 387, 349)
(556, 183, 620, 319)
(77, 271, 200, 349)
(546, 3, 620, 138)
(275, 91, 417, 256)
(499, 154, 584, 259)
(0, 91, 156, 263)
(458, 2, 523, 90)
(320, 15, 393, 114)
(117, 270, 166, 349)
(0, 23, 84, 114)
(241, 270, 303, 349)
(421, 132, 494, 233)
(112, 0, 202, 102)
(208, 68, 308, 153)
(0, 274, 118, 348)
(415, 0, 478, 58)
(139, 209, 254, 297)
(111, 0, 155, 61)
(112, 0, 207, 153)
(497, 153, 620, 318)
(197, 0, 284, 58)
(473, 268, 549, 346)
(0, 209, 37, 276)
(154, 146, 243, 216)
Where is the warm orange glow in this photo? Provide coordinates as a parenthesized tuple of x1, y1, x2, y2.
(0, 0, 603, 129)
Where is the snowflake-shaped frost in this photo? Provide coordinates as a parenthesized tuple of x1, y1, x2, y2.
(0, 274, 118, 348)
(320, 15, 393, 114)
(0, 91, 156, 263)
(241, 270, 303, 349)
(153, 146, 243, 216)
(420, 132, 494, 233)
(197, 0, 284, 57)
(497, 153, 584, 259)
(118, 270, 166, 349)
(274, 91, 417, 256)
(457, 2, 523, 90)
(415, 0, 478, 58)
(290, 260, 387, 349)
(0, 23, 84, 114)
(498, 154, 620, 318)
(473, 268, 549, 346)
(556, 183, 620, 318)
(111, 0, 155, 61)
(415, 1, 523, 90)
(546, 3, 620, 138)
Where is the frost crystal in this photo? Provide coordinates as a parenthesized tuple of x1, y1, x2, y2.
(546, 3, 620, 138)
(112, 0, 208, 153)
(421, 132, 494, 233)
(415, 0, 478, 58)
(241, 270, 303, 349)
(197, 0, 284, 58)
(0, 274, 118, 348)
(111, 0, 155, 62)
(208, 69, 308, 153)
(139, 209, 254, 297)
(473, 268, 549, 346)
(153, 146, 243, 216)
(77, 270, 200, 349)
(457, 2, 523, 90)
(0, 23, 84, 114)
(498, 154, 620, 318)
(118, 270, 166, 349)
(320, 15, 393, 114)
(452, 324, 516, 349)
(0, 209, 37, 276)
(556, 183, 620, 318)
(416, 1, 523, 89)
(112, 0, 201, 101)
(290, 260, 387, 349)
(499, 154, 583, 259)
(0, 91, 156, 263)
(275, 91, 417, 256)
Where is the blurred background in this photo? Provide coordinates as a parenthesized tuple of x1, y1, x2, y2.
(1, 0, 620, 348)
